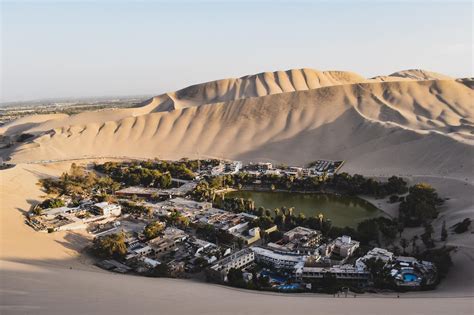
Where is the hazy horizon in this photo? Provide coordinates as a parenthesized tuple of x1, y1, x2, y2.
(1, 0, 472, 103)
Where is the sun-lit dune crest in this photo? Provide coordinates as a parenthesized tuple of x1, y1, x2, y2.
(4, 69, 473, 181)
(369, 69, 454, 82)
(147, 68, 367, 112)
(389, 69, 454, 81)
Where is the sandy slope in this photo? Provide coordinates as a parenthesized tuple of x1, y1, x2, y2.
(0, 69, 366, 137)
(1, 68, 473, 313)
(1, 162, 473, 315)
(6, 76, 474, 181)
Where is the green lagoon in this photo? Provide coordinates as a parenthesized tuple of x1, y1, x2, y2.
(226, 190, 384, 228)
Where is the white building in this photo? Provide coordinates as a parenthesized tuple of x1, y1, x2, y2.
(251, 246, 307, 270)
(327, 235, 359, 258)
(209, 248, 255, 282)
(296, 264, 369, 282)
(93, 202, 122, 217)
(355, 247, 394, 270)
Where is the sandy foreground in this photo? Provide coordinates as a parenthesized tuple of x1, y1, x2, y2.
(1, 161, 473, 314)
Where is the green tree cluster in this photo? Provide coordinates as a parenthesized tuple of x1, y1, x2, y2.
(92, 232, 127, 259)
(399, 183, 443, 227)
(143, 221, 165, 240)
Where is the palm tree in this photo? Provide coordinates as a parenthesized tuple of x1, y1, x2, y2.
(273, 208, 280, 217)
(287, 207, 294, 217)
(411, 235, 419, 253)
(400, 238, 408, 255)
(318, 213, 324, 229)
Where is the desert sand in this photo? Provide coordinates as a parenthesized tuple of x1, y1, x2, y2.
(1, 68, 473, 314)
(1, 69, 472, 181)
(1, 162, 473, 314)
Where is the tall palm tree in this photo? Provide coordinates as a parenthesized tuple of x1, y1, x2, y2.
(318, 213, 324, 228)
(400, 238, 408, 255)
(273, 208, 280, 217)
(412, 235, 419, 253)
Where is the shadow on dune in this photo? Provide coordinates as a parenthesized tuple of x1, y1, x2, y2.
(235, 108, 473, 178)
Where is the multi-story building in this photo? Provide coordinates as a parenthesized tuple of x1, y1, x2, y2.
(251, 246, 307, 270)
(92, 202, 122, 217)
(208, 248, 255, 282)
(355, 247, 394, 270)
(327, 235, 359, 258)
(295, 264, 369, 283)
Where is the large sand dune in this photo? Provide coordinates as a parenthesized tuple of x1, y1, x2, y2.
(3, 69, 473, 180)
(1, 162, 473, 315)
(1, 68, 473, 314)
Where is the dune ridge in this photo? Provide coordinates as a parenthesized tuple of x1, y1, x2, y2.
(1, 68, 473, 180)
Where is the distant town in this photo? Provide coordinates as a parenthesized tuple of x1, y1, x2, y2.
(26, 158, 459, 294)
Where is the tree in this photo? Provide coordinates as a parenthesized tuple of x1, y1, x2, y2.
(227, 268, 245, 287)
(421, 223, 435, 248)
(441, 220, 448, 241)
(411, 235, 419, 253)
(144, 221, 165, 240)
(39, 198, 65, 209)
(400, 238, 409, 254)
(151, 263, 170, 277)
(93, 232, 127, 258)
(399, 183, 442, 227)
(453, 218, 471, 234)
(318, 213, 324, 230)
(364, 257, 387, 287)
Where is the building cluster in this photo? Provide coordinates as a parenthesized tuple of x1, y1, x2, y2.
(242, 160, 344, 178)
(207, 226, 365, 287)
(115, 181, 196, 199)
(208, 231, 437, 290)
(211, 160, 243, 175)
(356, 248, 437, 288)
(27, 158, 437, 293)
(28, 201, 122, 232)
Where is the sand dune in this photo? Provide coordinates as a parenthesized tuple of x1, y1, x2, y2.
(1, 162, 472, 315)
(3, 69, 473, 181)
(1, 68, 473, 314)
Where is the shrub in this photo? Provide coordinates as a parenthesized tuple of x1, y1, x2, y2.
(92, 233, 127, 259)
(453, 218, 471, 234)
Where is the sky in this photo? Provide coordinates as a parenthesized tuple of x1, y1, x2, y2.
(1, 0, 472, 103)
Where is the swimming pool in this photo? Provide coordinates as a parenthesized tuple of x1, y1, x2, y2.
(260, 271, 287, 284)
(277, 284, 301, 291)
(403, 273, 418, 282)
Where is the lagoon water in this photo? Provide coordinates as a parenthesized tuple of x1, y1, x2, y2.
(226, 190, 383, 227)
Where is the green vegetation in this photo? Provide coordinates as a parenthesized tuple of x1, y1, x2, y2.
(167, 210, 190, 228)
(355, 217, 398, 246)
(38, 198, 65, 210)
(148, 263, 170, 277)
(421, 223, 435, 248)
(92, 232, 127, 259)
(192, 172, 408, 201)
(95, 161, 173, 187)
(119, 200, 152, 217)
(227, 268, 246, 288)
(39, 163, 119, 198)
(417, 247, 454, 281)
(452, 218, 471, 234)
(94, 159, 220, 185)
(399, 183, 443, 227)
(441, 220, 448, 241)
(364, 257, 394, 288)
(143, 221, 165, 240)
(329, 174, 408, 197)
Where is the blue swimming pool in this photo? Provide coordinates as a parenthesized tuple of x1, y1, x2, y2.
(277, 284, 300, 291)
(260, 271, 287, 284)
(403, 273, 418, 282)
